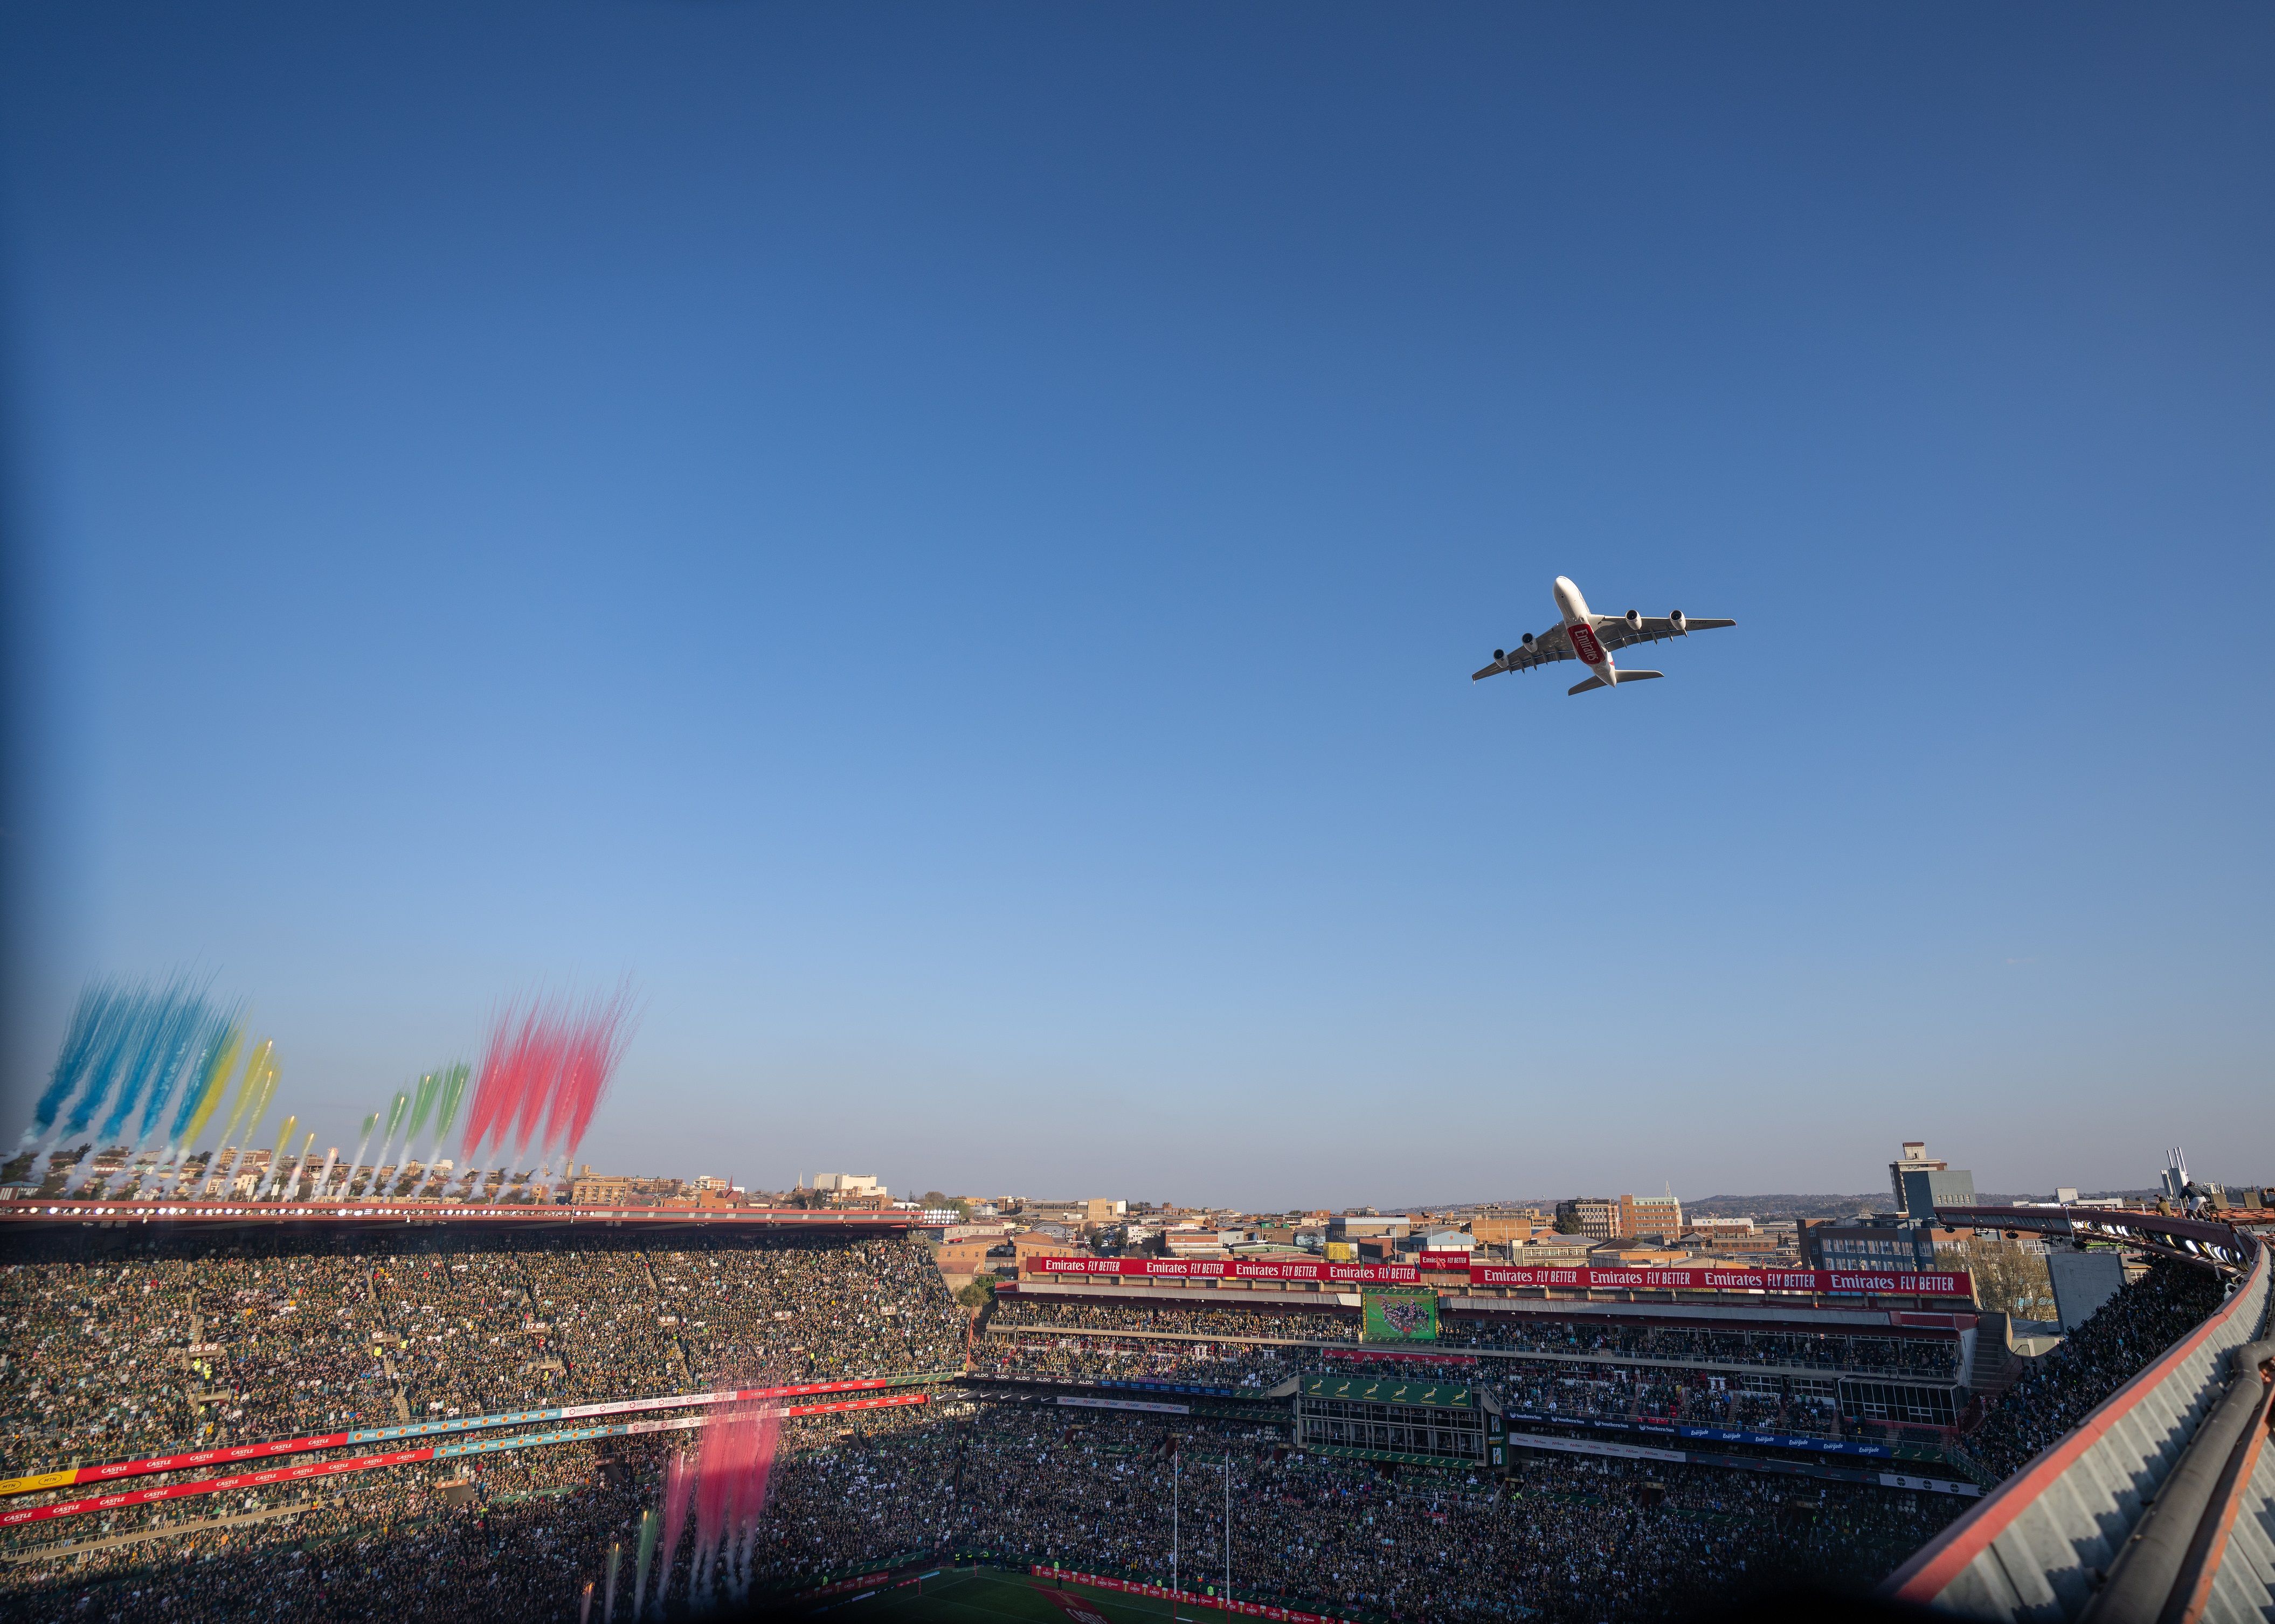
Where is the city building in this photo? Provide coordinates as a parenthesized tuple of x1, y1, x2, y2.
(1804, 1220, 1941, 1273)
(1555, 1198, 1619, 1240)
(809, 1172, 885, 1199)
(570, 1175, 633, 1205)
(1889, 1142, 1946, 1212)
(1619, 1193, 1684, 1239)
(1327, 1214, 1411, 1241)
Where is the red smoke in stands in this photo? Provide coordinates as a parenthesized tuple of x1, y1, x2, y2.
(690, 1391, 782, 1606)
(459, 989, 637, 1181)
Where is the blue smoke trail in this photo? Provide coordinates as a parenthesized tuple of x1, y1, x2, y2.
(17, 984, 113, 1149)
(110, 997, 230, 1194)
(95, 984, 204, 1144)
(60, 994, 153, 1142)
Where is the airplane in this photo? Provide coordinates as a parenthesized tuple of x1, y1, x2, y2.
(1471, 575, 1735, 695)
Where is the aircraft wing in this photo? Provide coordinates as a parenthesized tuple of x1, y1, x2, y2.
(1471, 622, 1574, 681)
(1594, 615, 1736, 653)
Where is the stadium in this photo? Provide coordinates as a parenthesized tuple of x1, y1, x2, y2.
(1, 1193, 2268, 1623)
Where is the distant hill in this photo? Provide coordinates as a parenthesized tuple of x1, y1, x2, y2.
(1683, 1193, 1885, 1220)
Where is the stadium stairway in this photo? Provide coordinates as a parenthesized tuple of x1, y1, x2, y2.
(1966, 1311, 2022, 1399)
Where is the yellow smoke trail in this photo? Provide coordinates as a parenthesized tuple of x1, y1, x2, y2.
(261, 1115, 298, 1197)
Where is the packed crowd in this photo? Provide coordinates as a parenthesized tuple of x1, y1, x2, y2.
(0, 1227, 964, 1476)
(977, 1335, 1294, 1390)
(2, 1394, 1962, 1623)
(993, 1292, 1962, 1378)
(1968, 1256, 2227, 1478)
(991, 1295, 1361, 1341)
(1441, 1315, 1963, 1379)
(979, 1329, 1843, 1438)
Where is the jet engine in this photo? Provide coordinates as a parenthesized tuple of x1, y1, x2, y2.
(1623, 608, 1642, 630)
(1669, 609, 1687, 633)
(1492, 649, 1505, 661)
(1520, 630, 1536, 646)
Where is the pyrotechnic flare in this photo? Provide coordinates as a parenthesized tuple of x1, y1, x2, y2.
(654, 1451, 694, 1618)
(206, 1042, 278, 1199)
(333, 1114, 378, 1199)
(385, 1071, 442, 1195)
(160, 1022, 243, 1195)
(604, 1541, 621, 1624)
(293, 1130, 316, 1196)
(312, 1145, 337, 1200)
(361, 1089, 410, 1199)
(414, 1062, 470, 1198)
(258, 1119, 301, 1198)
(630, 1509, 656, 1621)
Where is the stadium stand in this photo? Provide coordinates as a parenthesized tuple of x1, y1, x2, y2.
(2, 1203, 2267, 1622)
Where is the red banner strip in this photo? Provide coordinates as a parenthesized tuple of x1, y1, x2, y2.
(10, 1376, 920, 1500)
(1024, 1257, 1970, 1298)
(1025, 1257, 1420, 1285)
(0, 1447, 437, 1530)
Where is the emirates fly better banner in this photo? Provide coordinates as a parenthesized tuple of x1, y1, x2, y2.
(1025, 1257, 1972, 1298)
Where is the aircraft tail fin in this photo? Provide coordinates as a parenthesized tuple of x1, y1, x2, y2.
(1568, 670, 1662, 696)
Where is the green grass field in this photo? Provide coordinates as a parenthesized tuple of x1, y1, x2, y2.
(810, 1567, 1207, 1623)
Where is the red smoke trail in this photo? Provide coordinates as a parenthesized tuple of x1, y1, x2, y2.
(459, 1005, 526, 1173)
(459, 991, 637, 1200)
(546, 985, 635, 1176)
(689, 1388, 780, 1607)
(508, 1010, 568, 1167)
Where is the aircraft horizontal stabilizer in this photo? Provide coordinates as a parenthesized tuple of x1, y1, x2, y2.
(1568, 670, 1662, 696)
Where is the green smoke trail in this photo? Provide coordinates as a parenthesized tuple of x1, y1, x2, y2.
(386, 1072, 443, 1195)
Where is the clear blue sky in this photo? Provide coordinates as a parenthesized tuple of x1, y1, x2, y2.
(2, 5, 2267, 1209)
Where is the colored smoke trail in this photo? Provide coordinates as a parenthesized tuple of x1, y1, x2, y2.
(363, 1090, 410, 1197)
(391, 1071, 442, 1194)
(258, 1116, 300, 1198)
(414, 1063, 470, 1197)
(19, 984, 113, 1150)
(654, 1451, 693, 1618)
(461, 991, 638, 1200)
(163, 1024, 243, 1184)
(42, 980, 230, 1196)
(205, 1042, 278, 1198)
(630, 1509, 657, 1621)
(334, 1113, 379, 1199)
(683, 1386, 780, 1608)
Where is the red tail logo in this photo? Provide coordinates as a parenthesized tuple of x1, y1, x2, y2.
(1568, 622, 1606, 665)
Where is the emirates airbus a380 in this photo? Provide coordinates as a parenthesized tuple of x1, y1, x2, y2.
(1471, 575, 1735, 695)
